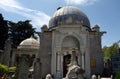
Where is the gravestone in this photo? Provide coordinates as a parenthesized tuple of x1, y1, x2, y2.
(45, 74, 53, 79)
(33, 58, 41, 79)
(91, 74, 97, 79)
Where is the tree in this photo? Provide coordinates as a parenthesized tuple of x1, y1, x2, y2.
(0, 14, 8, 50)
(102, 43, 118, 60)
(8, 20, 36, 48)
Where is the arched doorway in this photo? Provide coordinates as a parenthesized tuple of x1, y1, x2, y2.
(62, 36, 80, 77)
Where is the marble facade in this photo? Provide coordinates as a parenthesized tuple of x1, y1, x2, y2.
(0, 5, 106, 79)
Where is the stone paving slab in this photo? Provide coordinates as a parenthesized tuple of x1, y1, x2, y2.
(101, 78, 111, 79)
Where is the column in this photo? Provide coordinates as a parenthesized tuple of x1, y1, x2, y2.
(18, 54, 30, 79)
(81, 51, 85, 70)
(61, 52, 63, 77)
(3, 39, 12, 66)
(11, 52, 15, 66)
(33, 58, 41, 79)
(77, 50, 81, 66)
(85, 49, 91, 78)
(56, 51, 62, 79)
(82, 53, 85, 69)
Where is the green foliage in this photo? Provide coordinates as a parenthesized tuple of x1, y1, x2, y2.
(0, 14, 37, 49)
(115, 72, 120, 79)
(0, 64, 8, 74)
(0, 66, 18, 79)
(8, 20, 36, 48)
(9, 66, 16, 72)
(8, 66, 17, 79)
(102, 43, 118, 60)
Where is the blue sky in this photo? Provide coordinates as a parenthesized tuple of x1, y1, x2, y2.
(0, 0, 120, 47)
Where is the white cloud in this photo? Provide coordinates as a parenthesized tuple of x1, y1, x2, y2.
(64, 0, 98, 5)
(0, 0, 50, 29)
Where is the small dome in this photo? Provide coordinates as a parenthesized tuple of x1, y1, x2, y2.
(18, 36, 39, 49)
(92, 24, 100, 32)
(92, 24, 100, 28)
(49, 6, 90, 29)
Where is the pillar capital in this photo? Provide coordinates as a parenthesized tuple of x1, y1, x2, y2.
(80, 48, 85, 55)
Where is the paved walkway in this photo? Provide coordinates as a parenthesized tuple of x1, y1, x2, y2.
(101, 78, 111, 79)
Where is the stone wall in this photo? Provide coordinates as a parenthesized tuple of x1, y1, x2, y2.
(89, 32, 104, 75)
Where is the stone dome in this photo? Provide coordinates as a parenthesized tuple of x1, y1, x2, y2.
(49, 6, 90, 29)
(17, 36, 39, 49)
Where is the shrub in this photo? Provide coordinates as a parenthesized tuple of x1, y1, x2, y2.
(115, 72, 120, 79)
(0, 64, 8, 74)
